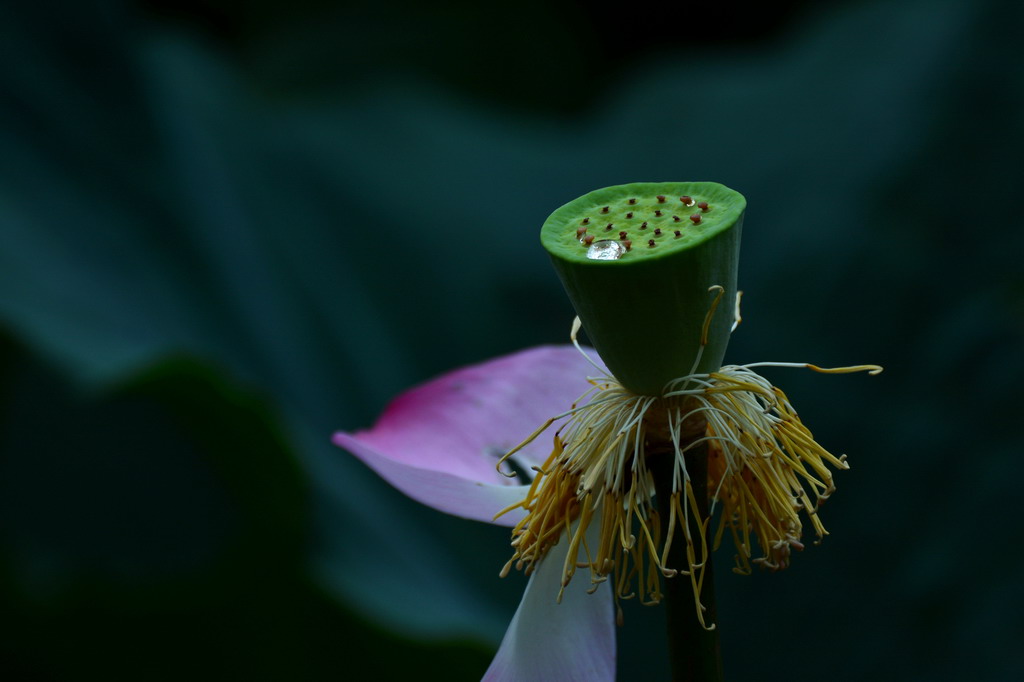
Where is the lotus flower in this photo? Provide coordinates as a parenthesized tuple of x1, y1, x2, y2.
(332, 182, 881, 680)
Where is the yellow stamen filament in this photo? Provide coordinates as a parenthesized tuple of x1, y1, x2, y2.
(496, 290, 881, 628)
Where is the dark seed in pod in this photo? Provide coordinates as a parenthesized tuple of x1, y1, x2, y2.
(689, 214, 702, 224)
(656, 195, 666, 203)
(648, 239, 656, 247)
(698, 202, 709, 211)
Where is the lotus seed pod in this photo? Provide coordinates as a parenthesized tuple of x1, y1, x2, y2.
(541, 181, 745, 395)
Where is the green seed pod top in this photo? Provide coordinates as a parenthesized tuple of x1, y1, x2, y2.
(541, 181, 745, 396)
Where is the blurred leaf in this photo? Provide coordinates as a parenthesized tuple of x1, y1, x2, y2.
(0, 0, 521, 646)
(0, 335, 493, 680)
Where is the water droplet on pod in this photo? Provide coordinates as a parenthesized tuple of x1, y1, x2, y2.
(586, 239, 626, 260)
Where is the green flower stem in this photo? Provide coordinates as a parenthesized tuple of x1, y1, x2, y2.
(651, 438, 724, 682)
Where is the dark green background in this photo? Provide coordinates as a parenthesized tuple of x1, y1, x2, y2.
(2, 0, 1021, 680)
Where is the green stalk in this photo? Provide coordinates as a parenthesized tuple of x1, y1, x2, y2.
(651, 440, 723, 682)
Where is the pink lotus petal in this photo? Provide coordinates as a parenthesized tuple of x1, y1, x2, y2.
(483, 524, 616, 681)
(333, 345, 600, 523)
(332, 431, 532, 525)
